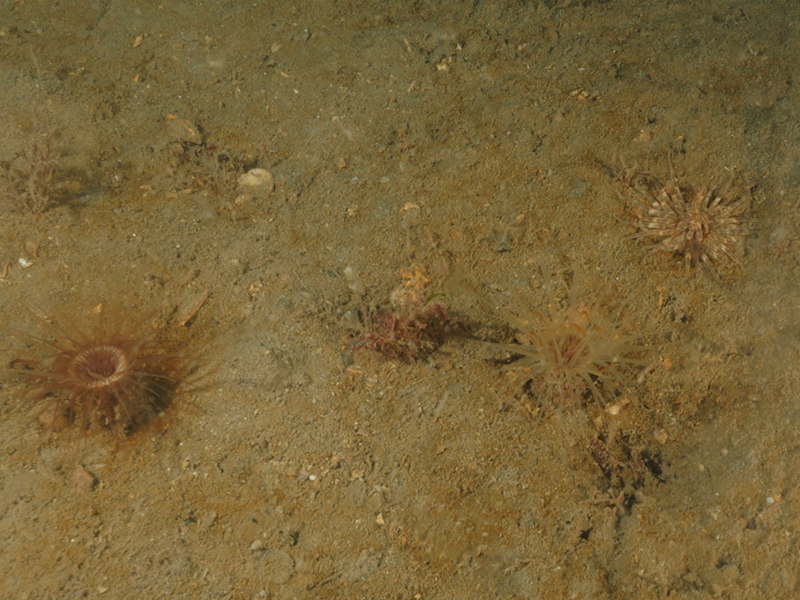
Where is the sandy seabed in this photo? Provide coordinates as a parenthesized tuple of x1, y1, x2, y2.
(1, 1, 799, 598)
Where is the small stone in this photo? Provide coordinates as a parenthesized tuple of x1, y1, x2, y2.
(343, 266, 365, 297)
(198, 511, 217, 531)
(72, 466, 97, 492)
(344, 550, 383, 583)
(264, 550, 295, 584)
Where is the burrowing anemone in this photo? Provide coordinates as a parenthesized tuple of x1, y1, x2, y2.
(9, 303, 196, 436)
(630, 163, 750, 274)
(497, 299, 641, 407)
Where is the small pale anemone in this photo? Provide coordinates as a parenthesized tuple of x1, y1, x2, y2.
(631, 164, 750, 274)
(498, 303, 641, 406)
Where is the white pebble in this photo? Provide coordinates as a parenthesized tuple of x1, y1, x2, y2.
(238, 168, 274, 190)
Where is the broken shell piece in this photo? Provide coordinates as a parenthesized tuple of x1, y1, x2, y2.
(238, 168, 274, 191)
(237, 168, 275, 199)
(165, 114, 203, 145)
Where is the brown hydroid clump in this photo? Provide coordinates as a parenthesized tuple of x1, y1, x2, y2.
(354, 265, 453, 362)
(9, 303, 197, 436)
